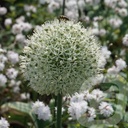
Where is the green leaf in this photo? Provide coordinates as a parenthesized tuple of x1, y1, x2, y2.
(1, 102, 38, 128)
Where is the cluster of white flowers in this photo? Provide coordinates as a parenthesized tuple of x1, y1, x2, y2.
(0, 47, 22, 93)
(107, 58, 127, 74)
(32, 100, 51, 120)
(67, 88, 114, 122)
(10, 15, 32, 45)
(0, 117, 10, 128)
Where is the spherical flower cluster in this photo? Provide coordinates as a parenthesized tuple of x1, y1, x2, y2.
(20, 20, 102, 95)
(32, 100, 51, 120)
(0, 117, 10, 128)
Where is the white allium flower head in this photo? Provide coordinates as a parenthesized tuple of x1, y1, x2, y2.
(99, 102, 114, 117)
(7, 51, 19, 64)
(122, 34, 128, 46)
(115, 58, 127, 71)
(6, 68, 18, 79)
(32, 100, 51, 120)
(0, 74, 7, 86)
(68, 101, 88, 119)
(4, 18, 12, 26)
(0, 117, 10, 128)
(20, 20, 102, 95)
(0, 7, 7, 15)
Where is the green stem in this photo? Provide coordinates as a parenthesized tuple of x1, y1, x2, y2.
(56, 93, 62, 128)
(62, 0, 65, 15)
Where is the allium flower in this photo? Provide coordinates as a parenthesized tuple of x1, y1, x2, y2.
(32, 100, 51, 120)
(99, 102, 114, 117)
(20, 20, 101, 95)
(0, 117, 10, 128)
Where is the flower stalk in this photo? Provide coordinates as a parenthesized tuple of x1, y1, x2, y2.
(56, 93, 62, 128)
